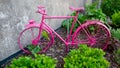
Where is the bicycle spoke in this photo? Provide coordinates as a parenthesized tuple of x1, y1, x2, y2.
(30, 29, 35, 40)
(18, 27, 54, 54)
(73, 21, 110, 49)
(82, 26, 91, 37)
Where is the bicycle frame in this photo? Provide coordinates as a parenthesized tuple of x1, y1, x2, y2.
(37, 11, 90, 47)
(19, 6, 111, 53)
(42, 20, 90, 45)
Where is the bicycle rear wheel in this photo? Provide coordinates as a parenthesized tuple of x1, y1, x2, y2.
(18, 26, 54, 54)
(73, 20, 111, 50)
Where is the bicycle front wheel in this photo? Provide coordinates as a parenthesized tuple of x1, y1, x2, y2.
(73, 20, 111, 50)
(18, 26, 54, 54)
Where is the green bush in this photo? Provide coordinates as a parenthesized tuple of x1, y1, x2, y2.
(27, 44, 41, 54)
(110, 28, 120, 40)
(64, 44, 110, 68)
(6, 54, 57, 68)
(114, 48, 120, 65)
(62, 3, 107, 32)
(61, 12, 83, 32)
(101, 0, 120, 18)
(112, 11, 120, 28)
(85, 3, 107, 24)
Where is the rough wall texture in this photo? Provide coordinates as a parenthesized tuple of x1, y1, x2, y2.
(0, 0, 91, 61)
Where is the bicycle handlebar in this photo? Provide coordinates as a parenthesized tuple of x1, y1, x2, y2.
(36, 9, 47, 15)
(36, 5, 47, 15)
(36, 5, 84, 15)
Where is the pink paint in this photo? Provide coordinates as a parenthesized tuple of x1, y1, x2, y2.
(18, 5, 111, 54)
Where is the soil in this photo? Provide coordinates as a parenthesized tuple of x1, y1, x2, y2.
(45, 28, 120, 68)
(1, 28, 120, 68)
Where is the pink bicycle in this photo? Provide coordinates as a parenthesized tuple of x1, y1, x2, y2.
(18, 5, 111, 53)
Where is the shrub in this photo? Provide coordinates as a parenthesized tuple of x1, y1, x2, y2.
(62, 3, 107, 32)
(85, 3, 107, 24)
(114, 48, 120, 65)
(61, 12, 83, 32)
(110, 28, 120, 40)
(27, 44, 41, 54)
(112, 11, 120, 28)
(101, 0, 120, 18)
(6, 54, 57, 68)
(63, 44, 110, 68)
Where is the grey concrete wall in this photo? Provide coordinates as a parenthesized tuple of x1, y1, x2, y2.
(0, 0, 91, 61)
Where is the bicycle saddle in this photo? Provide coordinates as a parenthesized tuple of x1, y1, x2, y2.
(69, 6, 84, 12)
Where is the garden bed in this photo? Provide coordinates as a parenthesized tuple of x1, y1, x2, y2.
(1, 28, 120, 68)
(45, 28, 120, 68)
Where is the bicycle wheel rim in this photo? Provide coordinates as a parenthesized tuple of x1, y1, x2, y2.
(18, 26, 53, 54)
(73, 21, 110, 49)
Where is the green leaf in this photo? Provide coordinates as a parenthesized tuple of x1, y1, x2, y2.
(111, 28, 120, 40)
(42, 30, 50, 40)
(31, 45, 41, 54)
(27, 44, 35, 51)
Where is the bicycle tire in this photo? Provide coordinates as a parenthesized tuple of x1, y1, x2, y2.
(73, 20, 111, 50)
(18, 26, 54, 54)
